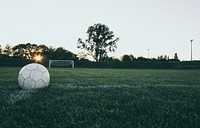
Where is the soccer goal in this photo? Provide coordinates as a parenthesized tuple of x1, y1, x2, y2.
(49, 60, 74, 68)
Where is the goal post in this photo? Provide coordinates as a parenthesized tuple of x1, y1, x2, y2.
(49, 60, 74, 68)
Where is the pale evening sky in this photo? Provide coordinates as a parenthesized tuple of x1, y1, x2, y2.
(0, 0, 200, 61)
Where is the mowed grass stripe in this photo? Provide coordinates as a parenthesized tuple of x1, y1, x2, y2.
(0, 67, 200, 127)
(49, 68, 200, 86)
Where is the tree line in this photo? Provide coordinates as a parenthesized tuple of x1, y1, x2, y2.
(121, 53, 179, 62)
(0, 23, 179, 62)
(0, 43, 78, 61)
(0, 43, 179, 62)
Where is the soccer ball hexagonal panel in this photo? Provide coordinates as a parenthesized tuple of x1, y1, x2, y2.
(22, 70, 31, 79)
(31, 70, 42, 81)
(24, 78, 35, 89)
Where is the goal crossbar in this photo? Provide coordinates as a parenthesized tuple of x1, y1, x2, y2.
(49, 60, 74, 68)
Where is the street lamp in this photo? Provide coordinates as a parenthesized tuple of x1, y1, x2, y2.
(190, 39, 193, 61)
(148, 49, 150, 59)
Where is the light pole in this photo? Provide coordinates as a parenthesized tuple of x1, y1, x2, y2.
(148, 49, 150, 59)
(190, 39, 193, 61)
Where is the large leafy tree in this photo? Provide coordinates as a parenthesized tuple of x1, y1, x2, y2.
(54, 47, 76, 60)
(77, 23, 119, 62)
(12, 43, 40, 59)
(12, 44, 28, 59)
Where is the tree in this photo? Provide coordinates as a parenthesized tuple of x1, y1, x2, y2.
(157, 55, 169, 61)
(49, 47, 77, 60)
(77, 52, 89, 61)
(41, 46, 56, 60)
(106, 57, 120, 62)
(137, 56, 148, 61)
(54, 47, 72, 60)
(26, 43, 39, 59)
(129, 54, 136, 61)
(12, 43, 40, 59)
(3, 44, 13, 56)
(174, 53, 179, 61)
(77, 23, 119, 62)
(0, 45, 2, 54)
(12, 44, 27, 58)
(121, 55, 132, 61)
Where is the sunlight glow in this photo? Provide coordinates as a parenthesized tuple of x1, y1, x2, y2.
(34, 55, 43, 62)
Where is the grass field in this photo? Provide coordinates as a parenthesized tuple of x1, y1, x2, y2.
(0, 67, 200, 128)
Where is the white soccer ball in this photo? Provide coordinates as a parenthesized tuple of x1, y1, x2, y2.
(18, 63, 50, 90)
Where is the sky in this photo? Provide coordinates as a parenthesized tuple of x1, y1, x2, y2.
(0, 0, 200, 61)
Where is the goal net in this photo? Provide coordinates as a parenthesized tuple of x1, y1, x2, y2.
(49, 60, 74, 68)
